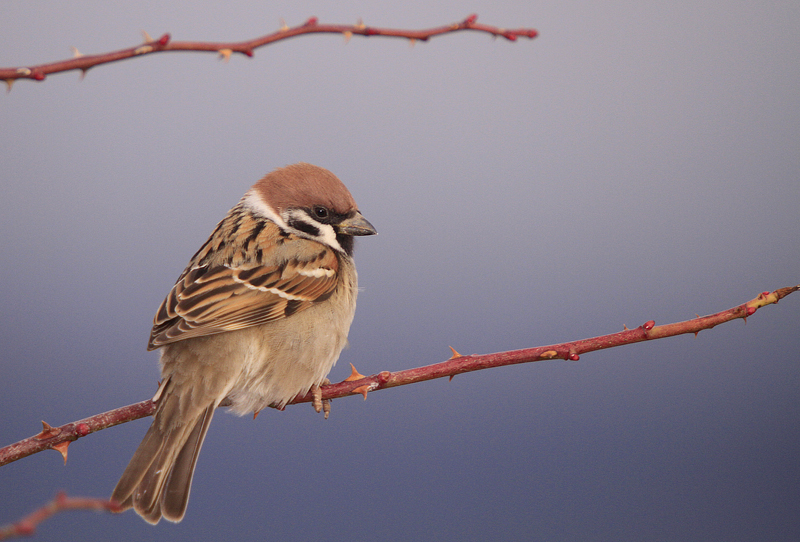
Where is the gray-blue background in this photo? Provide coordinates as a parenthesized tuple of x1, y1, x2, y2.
(2, 1, 798, 540)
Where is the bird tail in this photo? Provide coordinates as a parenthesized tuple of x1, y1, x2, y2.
(111, 386, 216, 524)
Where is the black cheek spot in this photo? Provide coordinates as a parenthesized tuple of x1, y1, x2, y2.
(288, 218, 320, 238)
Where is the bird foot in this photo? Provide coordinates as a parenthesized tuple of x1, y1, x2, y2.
(311, 379, 331, 419)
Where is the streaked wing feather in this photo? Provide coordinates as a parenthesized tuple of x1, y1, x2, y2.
(149, 232, 339, 349)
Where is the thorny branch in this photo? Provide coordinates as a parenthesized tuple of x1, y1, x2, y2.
(1, 286, 796, 469)
(0, 14, 538, 89)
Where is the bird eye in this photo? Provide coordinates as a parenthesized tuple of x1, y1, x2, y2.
(313, 206, 329, 219)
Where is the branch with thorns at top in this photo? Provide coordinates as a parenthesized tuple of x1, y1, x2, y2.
(1, 286, 796, 469)
(0, 14, 537, 90)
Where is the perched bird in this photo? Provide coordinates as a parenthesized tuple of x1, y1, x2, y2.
(112, 163, 376, 524)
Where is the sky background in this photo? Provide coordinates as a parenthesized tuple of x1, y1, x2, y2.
(1, 1, 798, 540)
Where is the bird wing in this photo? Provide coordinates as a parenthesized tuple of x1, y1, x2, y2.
(148, 233, 340, 349)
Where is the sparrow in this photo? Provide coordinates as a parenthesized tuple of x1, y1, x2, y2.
(111, 163, 376, 524)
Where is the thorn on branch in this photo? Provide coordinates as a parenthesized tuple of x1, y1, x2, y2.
(51, 441, 70, 464)
(34, 421, 61, 441)
(352, 385, 371, 400)
(342, 364, 374, 399)
(344, 363, 366, 382)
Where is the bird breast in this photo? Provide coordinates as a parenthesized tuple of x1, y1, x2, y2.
(223, 257, 358, 414)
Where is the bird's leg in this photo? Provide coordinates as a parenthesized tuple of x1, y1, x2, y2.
(311, 379, 331, 419)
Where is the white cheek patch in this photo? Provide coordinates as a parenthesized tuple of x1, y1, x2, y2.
(283, 209, 343, 253)
(314, 222, 343, 252)
(243, 190, 344, 253)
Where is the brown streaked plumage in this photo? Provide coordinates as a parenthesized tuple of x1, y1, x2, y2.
(149, 217, 341, 348)
(112, 163, 375, 524)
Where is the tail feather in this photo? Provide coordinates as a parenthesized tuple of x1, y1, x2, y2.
(161, 404, 216, 522)
(112, 397, 216, 524)
(111, 422, 168, 510)
(131, 423, 191, 522)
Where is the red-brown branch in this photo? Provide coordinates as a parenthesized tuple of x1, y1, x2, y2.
(1, 285, 795, 469)
(0, 492, 121, 540)
(0, 14, 537, 87)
